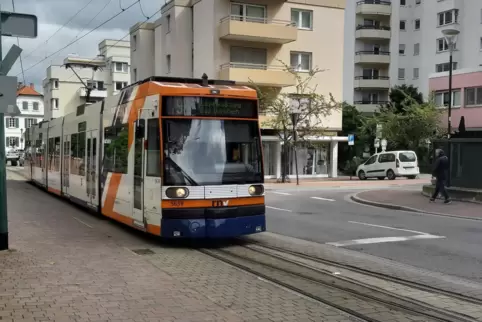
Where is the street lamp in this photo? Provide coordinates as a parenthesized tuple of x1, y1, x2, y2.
(290, 99, 301, 186)
(442, 28, 459, 187)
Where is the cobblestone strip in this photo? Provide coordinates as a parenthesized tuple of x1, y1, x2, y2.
(245, 232, 482, 301)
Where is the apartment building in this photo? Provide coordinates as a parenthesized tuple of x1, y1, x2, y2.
(344, 0, 482, 113)
(4, 83, 44, 150)
(43, 39, 130, 120)
(130, 0, 347, 179)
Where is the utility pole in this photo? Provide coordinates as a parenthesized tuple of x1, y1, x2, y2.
(0, 8, 37, 250)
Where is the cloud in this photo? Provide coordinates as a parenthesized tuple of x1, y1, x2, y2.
(2, 0, 163, 92)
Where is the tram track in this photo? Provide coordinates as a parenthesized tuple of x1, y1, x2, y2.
(200, 244, 479, 322)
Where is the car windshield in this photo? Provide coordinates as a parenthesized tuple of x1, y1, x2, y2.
(399, 152, 416, 162)
(163, 119, 263, 186)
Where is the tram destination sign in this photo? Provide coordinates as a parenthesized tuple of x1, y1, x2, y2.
(162, 96, 257, 118)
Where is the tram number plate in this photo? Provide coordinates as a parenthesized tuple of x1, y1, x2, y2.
(169, 200, 184, 207)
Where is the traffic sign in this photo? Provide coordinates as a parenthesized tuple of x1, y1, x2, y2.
(0, 76, 18, 114)
(0, 11, 38, 38)
(348, 134, 355, 146)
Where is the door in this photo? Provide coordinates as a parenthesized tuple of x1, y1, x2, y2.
(132, 120, 146, 227)
(362, 154, 379, 178)
(373, 45, 380, 55)
(86, 130, 98, 205)
(62, 135, 70, 195)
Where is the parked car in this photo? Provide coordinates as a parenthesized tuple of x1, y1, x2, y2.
(356, 150, 419, 180)
(6, 148, 20, 166)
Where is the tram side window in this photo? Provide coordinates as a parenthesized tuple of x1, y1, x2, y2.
(35, 139, 43, 168)
(54, 137, 61, 171)
(146, 119, 161, 177)
(104, 124, 128, 173)
(71, 132, 86, 176)
(48, 138, 55, 171)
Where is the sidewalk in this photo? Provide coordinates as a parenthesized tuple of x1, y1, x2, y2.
(266, 177, 430, 190)
(0, 170, 354, 322)
(352, 189, 482, 220)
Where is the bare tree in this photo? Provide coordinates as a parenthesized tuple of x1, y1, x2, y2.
(250, 61, 340, 183)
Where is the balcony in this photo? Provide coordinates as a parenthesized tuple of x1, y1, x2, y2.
(354, 100, 389, 113)
(79, 88, 108, 98)
(219, 15, 297, 44)
(356, 0, 391, 16)
(354, 76, 390, 89)
(219, 63, 296, 87)
(355, 25, 391, 40)
(355, 51, 390, 64)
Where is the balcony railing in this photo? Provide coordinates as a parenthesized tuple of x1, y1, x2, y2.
(220, 15, 296, 26)
(356, 25, 390, 31)
(219, 62, 295, 87)
(356, 0, 391, 6)
(355, 76, 390, 80)
(354, 100, 390, 104)
(355, 50, 390, 55)
(221, 62, 286, 71)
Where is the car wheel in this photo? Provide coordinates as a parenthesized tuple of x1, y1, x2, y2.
(377, 177, 385, 180)
(358, 170, 367, 180)
(387, 169, 396, 180)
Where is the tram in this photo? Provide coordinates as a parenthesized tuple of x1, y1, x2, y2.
(23, 76, 266, 238)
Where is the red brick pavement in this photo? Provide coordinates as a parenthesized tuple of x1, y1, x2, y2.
(355, 189, 482, 219)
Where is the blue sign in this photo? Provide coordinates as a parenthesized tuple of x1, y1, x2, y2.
(348, 134, 355, 146)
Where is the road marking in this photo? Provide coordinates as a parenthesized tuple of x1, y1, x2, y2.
(310, 196, 335, 202)
(271, 191, 292, 195)
(326, 234, 445, 247)
(73, 217, 93, 228)
(266, 206, 292, 212)
(348, 221, 427, 235)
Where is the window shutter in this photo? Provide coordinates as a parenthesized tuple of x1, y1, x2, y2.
(15, 118, 19, 128)
(25, 118, 28, 128)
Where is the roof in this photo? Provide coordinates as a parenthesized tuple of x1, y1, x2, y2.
(17, 85, 43, 97)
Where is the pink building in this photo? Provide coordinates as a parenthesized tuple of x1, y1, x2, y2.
(429, 68, 482, 131)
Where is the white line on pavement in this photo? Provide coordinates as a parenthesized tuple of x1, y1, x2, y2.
(73, 217, 93, 228)
(270, 191, 292, 195)
(310, 196, 335, 202)
(348, 221, 428, 235)
(266, 206, 293, 212)
(326, 234, 445, 247)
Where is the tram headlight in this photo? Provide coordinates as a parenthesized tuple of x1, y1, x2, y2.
(248, 185, 264, 196)
(166, 187, 189, 199)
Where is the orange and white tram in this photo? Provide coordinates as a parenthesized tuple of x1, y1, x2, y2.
(23, 76, 266, 238)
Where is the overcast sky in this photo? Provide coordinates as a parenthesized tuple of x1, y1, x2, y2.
(2, 0, 163, 92)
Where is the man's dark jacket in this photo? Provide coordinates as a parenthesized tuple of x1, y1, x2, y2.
(432, 152, 449, 180)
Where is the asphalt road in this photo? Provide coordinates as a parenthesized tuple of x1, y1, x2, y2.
(265, 185, 482, 282)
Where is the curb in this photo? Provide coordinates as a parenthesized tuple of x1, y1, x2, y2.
(350, 192, 482, 222)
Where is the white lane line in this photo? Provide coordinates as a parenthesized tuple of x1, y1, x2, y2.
(73, 217, 93, 228)
(266, 206, 292, 212)
(310, 196, 335, 202)
(348, 221, 428, 235)
(271, 191, 292, 195)
(326, 234, 445, 247)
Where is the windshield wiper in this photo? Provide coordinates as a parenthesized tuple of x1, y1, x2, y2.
(165, 157, 198, 186)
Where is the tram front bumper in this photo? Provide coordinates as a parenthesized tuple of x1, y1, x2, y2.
(160, 205, 266, 238)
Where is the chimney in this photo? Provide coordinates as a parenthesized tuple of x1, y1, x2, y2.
(30, 83, 35, 89)
(17, 81, 23, 89)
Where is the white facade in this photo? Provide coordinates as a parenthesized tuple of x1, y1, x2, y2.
(344, 0, 482, 112)
(5, 84, 44, 150)
(130, 0, 347, 179)
(43, 40, 130, 120)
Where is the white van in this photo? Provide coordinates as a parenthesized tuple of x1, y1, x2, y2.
(356, 150, 419, 180)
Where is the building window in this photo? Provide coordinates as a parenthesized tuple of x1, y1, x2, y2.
(166, 14, 171, 32)
(51, 98, 59, 110)
(133, 68, 137, 81)
(115, 82, 128, 91)
(7, 118, 17, 128)
(132, 35, 137, 51)
(115, 62, 128, 72)
(437, 38, 455, 52)
(290, 52, 312, 72)
(53, 79, 59, 89)
(434, 90, 461, 108)
(362, 68, 380, 79)
(399, 44, 406, 55)
(230, 46, 267, 68)
(398, 68, 405, 79)
(166, 55, 171, 74)
(400, 20, 406, 30)
(361, 92, 379, 104)
(416, 0, 421, 4)
(231, 3, 266, 23)
(95, 81, 105, 90)
(413, 68, 419, 79)
(415, 19, 420, 30)
(6, 137, 19, 148)
(436, 62, 457, 72)
(414, 43, 420, 55)
(438, 9, 458, 26)
(33, 102, 39, 111)
(22, 101, 28, 110)
(291, 9, 313, 29)
(400, 0, 406, 5)
(25, 118, 37, 128)
(464, 87, 482, 106)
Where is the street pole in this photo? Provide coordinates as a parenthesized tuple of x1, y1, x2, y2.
(291, 112, 300, 186)
(0, 6, 8, 251)
(447, 49, 453, 187)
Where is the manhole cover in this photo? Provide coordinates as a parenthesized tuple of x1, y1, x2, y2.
(132, 249, 155, 255)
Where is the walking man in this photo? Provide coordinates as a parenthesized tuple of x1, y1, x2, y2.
(430, 149, 451, 204)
